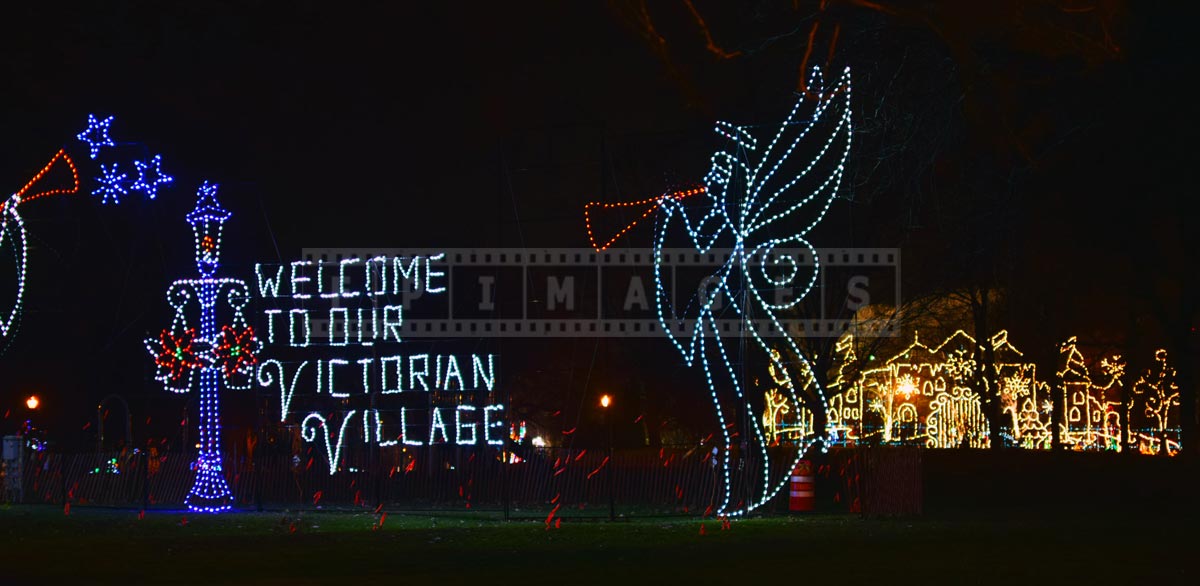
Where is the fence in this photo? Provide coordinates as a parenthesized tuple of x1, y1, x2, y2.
(18, 445, 833, 518)
(12, 445, 1191, 517)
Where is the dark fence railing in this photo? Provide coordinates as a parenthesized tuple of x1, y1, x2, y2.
(40, 446, 1157, 517)
(20, 445, 839, 517)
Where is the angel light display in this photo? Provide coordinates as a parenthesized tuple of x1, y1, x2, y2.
(654, 66, 852, 516)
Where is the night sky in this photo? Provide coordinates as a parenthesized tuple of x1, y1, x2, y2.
(1, 2, 1192, 449)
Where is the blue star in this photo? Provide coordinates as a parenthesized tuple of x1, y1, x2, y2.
(197, 180, 219, 201)
(131, 155, 174, 200)
(76, 114, 116, 160)
(93, 163, 128, 205)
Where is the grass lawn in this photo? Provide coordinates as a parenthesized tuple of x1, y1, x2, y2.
(0, 504, 1192, 584)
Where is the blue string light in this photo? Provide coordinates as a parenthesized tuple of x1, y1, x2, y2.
(92, 163, 129, 205)
(130, 154, 174, 200)
(76, 114, 116, 159)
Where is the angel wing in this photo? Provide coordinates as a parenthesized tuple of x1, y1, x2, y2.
(741, 65, 853, 237)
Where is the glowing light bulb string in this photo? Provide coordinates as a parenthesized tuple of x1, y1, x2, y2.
(584, 186, 705, 252)
(1, 149, 81, 344)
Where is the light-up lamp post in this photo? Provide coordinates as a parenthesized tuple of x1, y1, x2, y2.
(600, 393, 614, 521)
(145, 182, 258, 513)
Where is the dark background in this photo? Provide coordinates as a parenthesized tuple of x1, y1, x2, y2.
(0, 2, 1192, 450)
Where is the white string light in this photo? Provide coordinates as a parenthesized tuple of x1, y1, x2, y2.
(250, 250, 504, 474)
(654, 65, 852, 517)
(0, 195, 28, 339)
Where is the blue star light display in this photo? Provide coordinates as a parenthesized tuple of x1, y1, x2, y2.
(131, 155, 174, 200)
(194, 181, 221, 206)
(92, 163, 129, 205)
(76, 114, 116, 159)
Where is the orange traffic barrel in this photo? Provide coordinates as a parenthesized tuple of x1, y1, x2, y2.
(789, 459, 815, 512)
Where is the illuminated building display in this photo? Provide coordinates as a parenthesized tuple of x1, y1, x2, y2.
(823, 336, 864, 445)
(1056, 337, 1124, 452)
(761, 349, 813, 444)
(1130, 349, 1181, 456)
(763, 330, 1181, 456)
(853, 330, 1020, 449)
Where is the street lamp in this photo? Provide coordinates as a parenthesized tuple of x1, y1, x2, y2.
(600, 394, 614, 521)
(25, 395, 39, 410)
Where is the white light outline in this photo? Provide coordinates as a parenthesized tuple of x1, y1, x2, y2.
(653, 66, 852, 517)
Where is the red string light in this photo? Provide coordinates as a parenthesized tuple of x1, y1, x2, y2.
(583, 186, 704, 252)
(150, 328, 204, 382)
(212, 325, 259, 378)
(1, 149, 80, 214)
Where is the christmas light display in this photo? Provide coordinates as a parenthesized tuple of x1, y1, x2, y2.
(0, 195, 28, 339)
(1, 149, 80, 343)
(762, 388, 792, 444)
(147, 328, 204, 392)
(654, 65, 853, 516)
(1056, 337, 1124, 451)
(1041, 340, 1178, 455)
(584, 186, 704, 252)
(76, 113, 115, 159)
(144, 183, 258, 512)
(130, 154, 174, 200)
(1130, 349, 1180, 455)
(768, 330, 1181, 457)
(760, 348, 814, 444)
(4, 115, 177, 347)
(92, 163, 128, 205)
(213, 324, 259, 389)
(824, 336, 864, 444)
(779, 330, 1048, 450)
(253, 248, 506, 474)
(2, 149, 80, 211)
